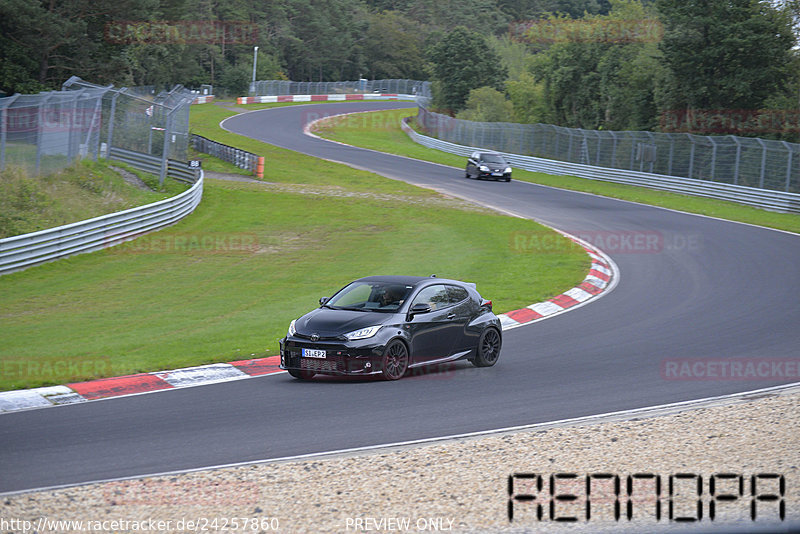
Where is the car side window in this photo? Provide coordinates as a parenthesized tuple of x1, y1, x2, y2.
(446, 286, 469, 304)
(411, 284, 450, 311)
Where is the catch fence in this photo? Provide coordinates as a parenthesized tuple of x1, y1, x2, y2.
(250, 79, 430, 99)
(0, 77, 197, 184)
(416, 105, 800, 194)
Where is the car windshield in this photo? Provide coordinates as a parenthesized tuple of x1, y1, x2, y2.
(326, 281, 414, 313)
(481, 155, 506, 164)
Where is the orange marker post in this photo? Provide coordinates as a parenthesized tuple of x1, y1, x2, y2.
(256, 156, 265, 179)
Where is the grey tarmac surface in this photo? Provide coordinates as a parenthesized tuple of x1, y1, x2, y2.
(1, 102, 798, 494)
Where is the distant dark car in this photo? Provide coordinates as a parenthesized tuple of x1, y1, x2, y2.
(280, 275, 502, 380)
(465, 151, 512, 181)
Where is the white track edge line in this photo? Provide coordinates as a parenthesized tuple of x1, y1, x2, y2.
(4, 381, 798, 497)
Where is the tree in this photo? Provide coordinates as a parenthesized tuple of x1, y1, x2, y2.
(656, 0, 796, 112)
(362, 11, 427, 79)
(457, 86, 515, 121)
(427, 26, 507, 112)
(506, 72, 548, 123)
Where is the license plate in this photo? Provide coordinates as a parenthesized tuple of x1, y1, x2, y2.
(301, 348, 326, 359)
(492, 172, 503, 176)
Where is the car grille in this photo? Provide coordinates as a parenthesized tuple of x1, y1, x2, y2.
(287, 353, 346, 373)
(300, 357, 341, 372)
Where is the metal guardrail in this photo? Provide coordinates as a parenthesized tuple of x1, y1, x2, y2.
(109, 147, 199, 184)
(0, 172, 204, 275)
(250, 79, 431, 98)
(401, 118, 800, 214)
(190, 134, 263, 177)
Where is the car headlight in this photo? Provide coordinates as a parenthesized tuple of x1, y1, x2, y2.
(505, 167, 512, 173)
(479, 165, 489, 172)
(344, 325, 382, 340)
(288, 319, 297, 337)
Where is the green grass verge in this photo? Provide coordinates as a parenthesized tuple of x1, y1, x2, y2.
(0, 104, 588, 391)
(312, 109, 800, 234)
(0, 159, 187, 239)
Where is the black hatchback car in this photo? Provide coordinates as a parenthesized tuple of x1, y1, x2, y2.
(280, 275, 502, 380)
(465, 151, 512, 181)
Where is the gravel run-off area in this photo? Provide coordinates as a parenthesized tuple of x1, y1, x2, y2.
(3, 383, 797, 533)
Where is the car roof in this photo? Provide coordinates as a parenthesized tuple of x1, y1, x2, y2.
(354, 275, 473, 289)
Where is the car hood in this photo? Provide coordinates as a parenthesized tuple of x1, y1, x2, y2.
(295, 307, 397, 337)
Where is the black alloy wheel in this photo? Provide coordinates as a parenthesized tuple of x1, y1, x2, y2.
(381, 340, 409, 380)
(471, 327, 501, 367)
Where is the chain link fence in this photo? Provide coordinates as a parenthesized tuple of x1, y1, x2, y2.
(416, 104, 800, 194)
(0, 77, 196, 183)
(250, 79, 431, 98)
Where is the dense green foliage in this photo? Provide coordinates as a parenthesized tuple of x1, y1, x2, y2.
(448, 0, 799, 140)
(1, 0, 797, 139)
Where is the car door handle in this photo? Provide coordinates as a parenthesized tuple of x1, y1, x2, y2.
(447, 313, 456, 319)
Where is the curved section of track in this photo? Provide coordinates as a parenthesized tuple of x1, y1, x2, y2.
(1, 102, 798, 493)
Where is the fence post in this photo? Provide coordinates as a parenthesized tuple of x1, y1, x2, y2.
(35, 93, 52, 174)
(708, 136, 717, 181)
(0, 94, 20, 171)
(687, 134, 696, 179)
(667, 135, 675, 176)
(732, 136, 741, 185)
(757, 138, 767, 189)
(609, 131, 618, 168)
(160, 107, 174, 186)
(67, 90, 82, 163)
(106, 88, 124, 158)
(781, 141, 792, 192)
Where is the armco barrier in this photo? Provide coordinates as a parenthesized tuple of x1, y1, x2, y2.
(190, 134, 263, 178)
(0, 172, 204, 275)
(236, 93, 413, 105)
(401, 119, 800, 214)
(109, 147, 200, 184)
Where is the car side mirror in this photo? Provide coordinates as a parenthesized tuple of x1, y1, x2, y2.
(407, 303, 431, 320)
(319, 297, 329, 306)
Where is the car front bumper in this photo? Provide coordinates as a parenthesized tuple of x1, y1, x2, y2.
(478, 171, 511, 180)
(279, 336, 386, 376)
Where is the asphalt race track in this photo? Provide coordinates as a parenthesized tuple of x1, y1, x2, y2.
(1, 102, 799, 493)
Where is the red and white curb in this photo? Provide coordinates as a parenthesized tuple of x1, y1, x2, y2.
(0, 358, 282, 414)
(0, 241, 615, 414)
(497, 232, 617, 330)
(236, 93, 406, 105)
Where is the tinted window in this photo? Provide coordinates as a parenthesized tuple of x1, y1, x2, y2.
(447, 286, 469, 304)
(411, 284, 450, 311)
(481, 154, 506, 164)
(328, 281, 413, 312)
